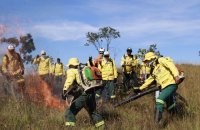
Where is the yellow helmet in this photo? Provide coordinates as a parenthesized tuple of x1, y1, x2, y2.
(143, 52, 157, 61)
(67, 58, 79, 66)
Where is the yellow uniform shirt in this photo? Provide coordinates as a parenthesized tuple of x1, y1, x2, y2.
(121, 54, 139, 73)
(140, 57, 179, 90)
(98, 58, 118, 80)
(53, 63, 65, 76)
(2, 52, 24, 76)
(33, 57, 51, 75)
(63, 68, 81, 91)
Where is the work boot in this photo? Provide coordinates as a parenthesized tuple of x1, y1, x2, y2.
(155, 109, 162, 124)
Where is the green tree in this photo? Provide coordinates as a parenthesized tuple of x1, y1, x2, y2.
(137, 44, 161, 61)
(85, 26, 120, 52)
(0, 33, 36, 64)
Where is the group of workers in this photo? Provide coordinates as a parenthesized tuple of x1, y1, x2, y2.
(1, 44, 184, 128)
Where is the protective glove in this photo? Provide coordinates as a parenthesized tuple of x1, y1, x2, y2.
(89, 56, 92, 61)
(134, 87, 142, 93)
(175, 76, 185, 85)
(61, 90, 68, 100)
(36, 55, 40, 58)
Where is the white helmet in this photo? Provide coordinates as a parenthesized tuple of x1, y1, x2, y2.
(104, 51, 110, 56)
(7, 44, 15, 50)
(99, 48, 105, 54)
(41, 50, 46, 55)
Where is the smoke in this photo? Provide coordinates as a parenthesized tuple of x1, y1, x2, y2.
(0, 23, 25, 38)
(0, 24, 7, 37)
(26, 76, 66, 111)
(0, 46, 7, 64)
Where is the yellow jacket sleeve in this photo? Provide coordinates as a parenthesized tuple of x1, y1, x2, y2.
(75, 70, 81, 85)
(113, 60, 118, 78)
(63, 66, 66, 76)
(159, 58, 179, 77)
(51, 64, 55, 74)
(133, 59, 139, 66)
(63, 69, 76, 91)
(48, 58, 52, 73)
(120, 56, 125, 66)
(2, 56, 8, 73)
(33, 58, 40, 64)
(139, 75, 154, 90)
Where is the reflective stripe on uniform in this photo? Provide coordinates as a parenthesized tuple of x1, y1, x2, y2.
(167, 103, 176, 110)
(156, 99, 165, 104)
(96, 94, 101, 97)
(95, 120, 105, 127)
(110, 95, 116, 99)
(65, 122, 75, 126)
(17, 79, 25, 83)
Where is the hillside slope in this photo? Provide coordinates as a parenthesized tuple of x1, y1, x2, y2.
(0, 64, 199, 130)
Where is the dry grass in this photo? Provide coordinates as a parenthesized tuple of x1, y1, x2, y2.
(0, 64, 200, 130)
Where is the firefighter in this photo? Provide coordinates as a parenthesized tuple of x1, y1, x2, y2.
(96, 51, 118, 101)
(1, 44, 25, 99)
(121, 48, 139, 92)
(94, 48, 105, 67)
(139, 52, 182, 124)
(32, 50, 52, 83)
(62, 58, 105, 128)
(52, 58, 65, 95)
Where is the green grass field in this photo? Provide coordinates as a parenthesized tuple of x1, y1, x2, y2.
(0, 64, 200, 130)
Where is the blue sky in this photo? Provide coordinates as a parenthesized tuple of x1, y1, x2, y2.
(0, 0, 200, 66)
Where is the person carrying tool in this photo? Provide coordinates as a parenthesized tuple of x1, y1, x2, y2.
(1, 44, 25, 99)
(121, 47, 139, 92)
(96, 51, 118, 102)
(62, 58, 105, 128)
(139, 52, 183, 124)
(32, 50, 52, 83)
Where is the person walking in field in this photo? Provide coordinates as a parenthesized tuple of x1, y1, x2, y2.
(139, 52, 183, 124)
(62, 58, 105, 128)
(96, 51, 118, 102)
(1, 44, 25, 99)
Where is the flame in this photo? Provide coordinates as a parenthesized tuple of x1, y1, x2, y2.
(26, 76, 66, 111)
